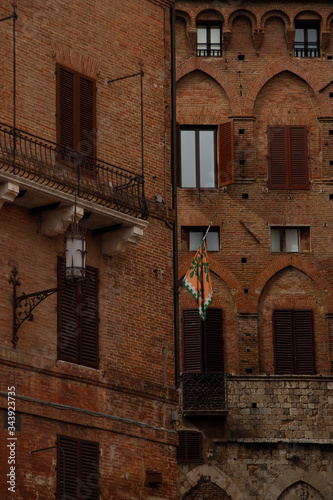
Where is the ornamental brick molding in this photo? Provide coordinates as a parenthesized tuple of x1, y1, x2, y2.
(176, 58, 242, 116)
(260, 10, 291, 30)
(249, 255, 333, 314)
(244, 58, 330, 116)
(265, 469, 333, 500)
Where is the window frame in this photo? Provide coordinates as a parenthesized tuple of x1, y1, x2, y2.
(182, 226, 220, 252)
(294, 20, 320, 58)
(196, 21, 222, 57)
(270, 226, 310, 253)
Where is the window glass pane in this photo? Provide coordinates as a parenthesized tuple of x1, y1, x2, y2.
(199, 130, 215, 188)
(189, 231, 203, 251)
(271, 229, 282, 252)
(206, 231, 219, 251)
(181, 130, 196, 188)
(197, 27, 207, 45)
(210, 27, 221, 44)
(307, 28, 317, 43)
(295, 28, 304, 43)
(285, 228, 299, 252)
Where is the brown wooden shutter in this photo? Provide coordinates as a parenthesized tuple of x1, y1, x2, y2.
(80, 267, 99, 368)
(294, 310, 315, 374)
(79, 440, 99, 499)
(268, 126, 288, 189)
(273, 309, 294, 374)
(56, 64, 76, 151)
(183, 309, 203, 372)
(57, 257, 79, 364)
(177, 431, 202, 463)
(78, 74, 96, 157)
(218, 120, 234, 186)
(204, 308, 223, 372)
(289, 126, 308, 189)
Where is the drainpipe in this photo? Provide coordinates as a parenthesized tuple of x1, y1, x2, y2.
(170, 4, 180, 389)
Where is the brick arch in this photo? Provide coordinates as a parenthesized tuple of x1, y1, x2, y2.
(249, 255, 333, 314)
(175, 9, 192, 30)
(179, 464, 244, 500)
(195, 8, 224, 24)
(244, 57, 330, 116)
(293, 10, 323, 25)
(227, 9, 258, 30)
(260, 10, 291, 29)
(327, 12, 333, 31)
(265, 469, 333, 500)
(176, 59, 242, 116)
(179, 254, 245, 310)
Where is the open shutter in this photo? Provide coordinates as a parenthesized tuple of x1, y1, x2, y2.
(80, 266, 99, 368)
(57, 435, 79, 500)
(289, 126, 308, 189)
(57, 64, 75, 151)
(78, 74, 96, 158)
(79, 440, 99, 499)
(57, 258, 79, 363)
(204, 308, 223, 372)
(183, 309, 203, 372)
(294, 310, 315, 374)
(219, 120, 234, 186)
(273, 309, 294, 374)
(268, 126, 288, 189)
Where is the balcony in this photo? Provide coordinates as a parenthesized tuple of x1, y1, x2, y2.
(0, 123, 149, 253)
(196, 44, 222, 57)
(182, 372, 228, 416)
(294, 42, 319, 58)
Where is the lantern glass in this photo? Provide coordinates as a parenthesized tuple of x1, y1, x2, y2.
(65, 231, 86, 280)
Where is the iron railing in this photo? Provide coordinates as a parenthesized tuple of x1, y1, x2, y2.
(0, 123, 149, 219)
(294, 42, 319, 58)
(182, 372, 228, 412)
(196, 44, 222, 57)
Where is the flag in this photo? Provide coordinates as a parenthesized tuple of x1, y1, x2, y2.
(182, 237, 213, 321)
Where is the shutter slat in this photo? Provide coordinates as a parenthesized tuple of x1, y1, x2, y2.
(294, 310, 315, 374)
(289, 126, 308, 189)
(219, 120, 234, 186)
(57, 436, 78, 499)
(80, 268, 99, 368)
(183, 309, 203, 372)
(57, 65, 75, 151)
(204, 308, 223, 372)
(268, 127, 288, 189)
(273, 309, 294, 374)
(79, 76, 96, 158)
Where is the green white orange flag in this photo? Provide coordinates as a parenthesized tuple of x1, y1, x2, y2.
(182, 216, 215, 321)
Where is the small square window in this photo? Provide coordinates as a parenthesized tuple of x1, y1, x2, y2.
(197, 23, 222, 57)
(182, 227, 220, 252)
(294, 21, 320, 58)
(270, 227, 310, 252)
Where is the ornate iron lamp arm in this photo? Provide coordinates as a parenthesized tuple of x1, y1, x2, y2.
(9, 267, 74, 348)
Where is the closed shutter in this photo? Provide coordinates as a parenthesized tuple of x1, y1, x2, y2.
(79, 440, 99, 499)
(273, 309, 294, 374)
(289, 126, 308, 189)
(177, 431, 202, 463)
(183, 309, 202, 372)
(57, 257, 79, 363)
(268, 126, 288, 189)
(294, 310, 315, 374)
(80, 267, 99, 368)
(57, 64, 76, 151)
(79, 75, 96, 158)
(204, 308, 223, 372)
(219, 120, 234, 186)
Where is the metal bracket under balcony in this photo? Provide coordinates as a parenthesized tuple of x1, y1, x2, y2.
(182, 372, 228, 416)
(0, 123, 149, 221)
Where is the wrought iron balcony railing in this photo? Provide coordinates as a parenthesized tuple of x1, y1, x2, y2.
(294, 42, 319, 58)
(196, 44, 222, 57)
(0, 123, 149, 219)
(182, 372, 228, 412)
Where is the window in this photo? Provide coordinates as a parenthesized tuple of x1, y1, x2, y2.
(273, 309, 315, 374)
(271, 226, 310, 252)
(182, 226, 220, 251)
(179, 121, 234, 188)
(56, 64, 96, 157)
(196, 23, 222, 57)
(57, 435, 99, 499)
(57, 258, 99, 368)
(177, 431, 202, 464)
(268, 126, 308, 190)
(294, 21, 320, 57)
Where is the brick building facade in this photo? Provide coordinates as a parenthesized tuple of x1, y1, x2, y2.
(175, 1, 333, 498)
(0, 0, 178, 498)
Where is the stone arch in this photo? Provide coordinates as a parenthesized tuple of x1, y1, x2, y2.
(176, 59, 242, 116)
(179, 463, 244, 500)
(249, 255, 333, 314)
(244, 57, 330, 116)
(278, 481, 324, 499)
(265, 468, 333, 499)
(227, 9, 258, 30)
(260, 10, 291, 30)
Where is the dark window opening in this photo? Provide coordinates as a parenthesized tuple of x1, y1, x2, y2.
(294, 21, 320, 58)
(196, 23, 222, 57)
(271, 226, 310, 252)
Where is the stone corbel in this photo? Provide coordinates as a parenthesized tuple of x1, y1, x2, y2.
(187, 27, 197, 53)
(252, 29, 264, 51)
(285, 28, 295, 53)
(222, 30, 232, 52)
(102, 225, 144, 256)
(321, 31, 331, 52)
(41, 205, 84, 237)
(0, 182, 19, 209)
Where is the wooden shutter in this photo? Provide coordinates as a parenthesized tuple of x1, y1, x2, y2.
(268, 126, 288, 189)
(289, 126, 308, 189)
(219, 120, 234, 186)
(183, 309, 203, 372)
(80, 267, 99, 368)
(294, 310, 315, 374)
(204, 308, 223, 372)
(57, 257, 79, 364)
(79, 440, 99, 499)
(78, 74, 96, 157)
(273, 309, 294, 374)
(177, 431, 202, 463)
(57, 64, 75, 151)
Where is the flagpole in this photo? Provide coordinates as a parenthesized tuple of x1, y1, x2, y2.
(202, 213, 217, 243)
